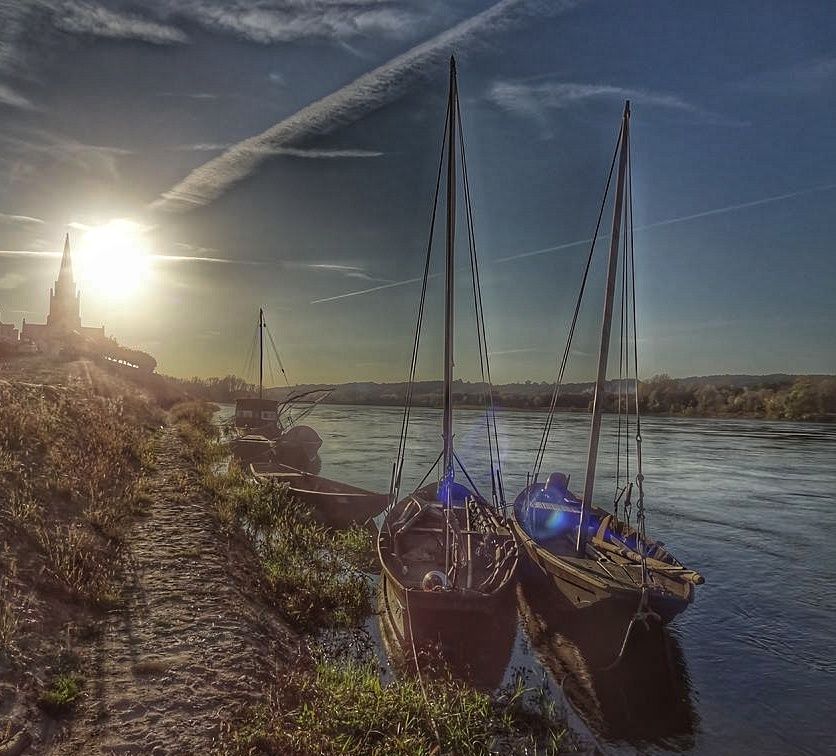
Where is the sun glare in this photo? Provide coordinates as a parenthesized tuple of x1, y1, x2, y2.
(75, 219, 151, 300)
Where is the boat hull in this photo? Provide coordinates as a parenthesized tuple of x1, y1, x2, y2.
(251, 462, 388, 528)
(378, 573, 517, 690)
(511, 518, 692, 625)
(377, 489, 519, 622)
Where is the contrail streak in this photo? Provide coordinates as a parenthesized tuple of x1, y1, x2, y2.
(311, 179, 836, 303)
(152, 0, 579, 212)
(310, 275, 427, 304)
(635, 180, 836, 232)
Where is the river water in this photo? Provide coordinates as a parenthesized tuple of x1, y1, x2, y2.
(221, 403, 836, 755)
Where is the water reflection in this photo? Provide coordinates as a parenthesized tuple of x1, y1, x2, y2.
(377, 575, 517, 691)
(516, 576, 698, 750)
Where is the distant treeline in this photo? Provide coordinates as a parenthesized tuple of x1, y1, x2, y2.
(167, 373, 836, 422)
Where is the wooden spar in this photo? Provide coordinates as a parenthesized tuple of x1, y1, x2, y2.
(443, 57, 458, 584)
(443, 56, 457, 480)
(576, 101, 631, 555)
(258, 307, 264, 400)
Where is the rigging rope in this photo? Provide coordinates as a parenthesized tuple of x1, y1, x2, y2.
(531, 123, 624, 483)
(627, 134, 649, 587)
(389, 67, 505, 516)
(388, 99, 449, 510)
(457, 102, 505, 510)
(264, 322, 291, 389)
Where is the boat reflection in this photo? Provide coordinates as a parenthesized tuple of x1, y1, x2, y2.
(377, 574, 517, 691)
(517, 576, 698, 750)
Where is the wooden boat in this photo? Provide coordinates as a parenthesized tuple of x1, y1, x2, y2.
(378, 571, 517, 691)
(510, 102, 703, 631)
(517, 577, 697, 748)
(250, 461, 388, 527)
(229, 308, 331, 473)
(377, 57, 518, 630)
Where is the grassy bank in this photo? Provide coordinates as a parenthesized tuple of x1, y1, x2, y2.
(222, 658, 568, 755)
(0, 374, 163, 740)
(172, 401, 374, 633)
(175, 404, 574, 754)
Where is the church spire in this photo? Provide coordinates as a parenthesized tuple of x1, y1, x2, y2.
(58, 233, 74, 285)
(47, 231, 81, 332)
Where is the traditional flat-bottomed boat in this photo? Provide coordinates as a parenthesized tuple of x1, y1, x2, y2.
(378, 57, 518, 633)
(510, 102, 703, 637)
(250, 461, 388, 527)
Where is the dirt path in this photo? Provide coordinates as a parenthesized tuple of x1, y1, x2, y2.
(51, 427, 295, 754)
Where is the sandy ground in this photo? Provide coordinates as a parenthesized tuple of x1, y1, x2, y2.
(3, 425, 296, 755)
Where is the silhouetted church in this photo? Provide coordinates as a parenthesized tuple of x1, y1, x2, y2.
(20, 234, 105, 351)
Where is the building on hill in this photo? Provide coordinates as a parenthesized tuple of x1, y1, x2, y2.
(21, 234, 105, 353)
(0, 313, 18, 344)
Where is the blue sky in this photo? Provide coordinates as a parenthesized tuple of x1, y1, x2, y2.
(0, 0, 834, 382)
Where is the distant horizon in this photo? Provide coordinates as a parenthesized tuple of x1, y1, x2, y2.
(170, 370, 835, 388)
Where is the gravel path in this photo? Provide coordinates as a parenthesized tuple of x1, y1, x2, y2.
(51, 427, 295, 754)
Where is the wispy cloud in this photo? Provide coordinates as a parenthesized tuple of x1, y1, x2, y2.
(288, 261, 389, 282)
(163, 0, 421, 44)
(0, 130, 132, 181)
(54, 1, 188, 45)
(174, 142, 233, 153)
(269, 147, 384, 159)
(0, 3, 34, 109)
(0, 83, 33, 110)
(153, 0, 580, 212)
(158, 91, 219, 100)
(487, 79, 736, 127)
(0, 272, 26, 290)
(0, 212, 44, 226)
(737, 57, 836, 96)
(0, 249, 60, 259)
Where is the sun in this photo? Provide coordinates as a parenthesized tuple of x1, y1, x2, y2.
(74, 219, 151, 300)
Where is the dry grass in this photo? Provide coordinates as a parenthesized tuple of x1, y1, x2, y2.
(220, 657, 571, 756)
(0, 376, 161, 677)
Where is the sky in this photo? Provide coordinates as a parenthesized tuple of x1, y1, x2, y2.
(0, 0, 834, 383)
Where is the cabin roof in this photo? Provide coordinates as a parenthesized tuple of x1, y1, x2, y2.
(235, 397, 279, 410)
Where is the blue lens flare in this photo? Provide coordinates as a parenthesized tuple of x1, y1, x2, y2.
(436, 476, 474, 507)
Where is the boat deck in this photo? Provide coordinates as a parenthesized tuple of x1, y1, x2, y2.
(381, 493, 516, 595)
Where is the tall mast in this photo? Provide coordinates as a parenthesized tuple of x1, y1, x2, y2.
(442, 56, 457, 480)
(576, 101, 631, 555)
(258, 307, 264, 400)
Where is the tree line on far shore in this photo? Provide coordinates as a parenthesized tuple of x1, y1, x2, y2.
(167, 373, 836, 423)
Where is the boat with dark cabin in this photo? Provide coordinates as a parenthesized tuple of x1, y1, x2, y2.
(510, 103, 703, 635)
(377, 58, 518, 633)
(250, 461, 388, 528)
(228, 307, 331, 473)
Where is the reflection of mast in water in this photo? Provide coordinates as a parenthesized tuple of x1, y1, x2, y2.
(517, 578, 698, 750)
(377, 574, 517, 692)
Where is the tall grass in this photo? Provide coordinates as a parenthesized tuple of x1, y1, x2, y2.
(221, 658, 569, 755)
(0, 380, 161, 635)
(173, 402, 374, 633)
(203, 464, 373, 633)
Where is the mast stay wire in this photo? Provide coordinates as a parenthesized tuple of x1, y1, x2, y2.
(242, 321, 259, 392)
(457, 97, 505, 510)
(531, 122, 624, 483)
(388, 99, 450, 513)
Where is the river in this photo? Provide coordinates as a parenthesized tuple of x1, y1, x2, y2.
(220, 403, 836, 755)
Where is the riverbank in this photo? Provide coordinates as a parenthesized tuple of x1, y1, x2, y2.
(0, 364, 297, 753)
(0, 360, 577, 754)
